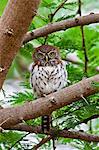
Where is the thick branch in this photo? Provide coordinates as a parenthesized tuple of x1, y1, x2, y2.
(0, 75, 99, 128)
(0, 0, 40, 89)
(23, 13, 99, 44)
(8, 124, 99, 142)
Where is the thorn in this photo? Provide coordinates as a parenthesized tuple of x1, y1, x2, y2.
(20, 118, 27, 124)
(81, 94, 89, 105)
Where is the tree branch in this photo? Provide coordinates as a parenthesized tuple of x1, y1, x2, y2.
(33, 135, 52, 150)
(8, 124, 99, 142)
(50, 0, 68, 22)
(43, 0, 68, 45)
(0, 75, 99, 128)
(77, 0, 88, 76)
(0, 0, 41, 89)
(58, 130, 99, 142)
(81, 114, 99, 124)
(8, 114, 98, 133)
(23, 13, 99, 44)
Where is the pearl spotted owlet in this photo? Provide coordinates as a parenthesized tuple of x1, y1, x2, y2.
(30, 45, 68, 132)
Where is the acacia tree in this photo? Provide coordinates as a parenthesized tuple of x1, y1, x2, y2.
(0, 0, 99, 149)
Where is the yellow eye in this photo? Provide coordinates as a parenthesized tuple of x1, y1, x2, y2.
(48, 51, 56, 59)
(36, 52, 45, 59)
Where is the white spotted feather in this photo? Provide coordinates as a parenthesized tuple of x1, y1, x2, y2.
(30, 61, 68, 97)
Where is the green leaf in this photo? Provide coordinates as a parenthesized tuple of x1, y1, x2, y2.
(0, 0, 8, 16)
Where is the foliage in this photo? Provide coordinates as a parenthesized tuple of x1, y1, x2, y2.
(0, 131, 24, 149)
(0, 0, 99, 149)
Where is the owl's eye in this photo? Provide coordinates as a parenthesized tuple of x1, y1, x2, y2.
(48, 51, 56, 59)
(36, 52, 45, 59)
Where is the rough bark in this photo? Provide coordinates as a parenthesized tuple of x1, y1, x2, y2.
(58, 130, 99, 142)
(0, 0, 41, 89)
(0, 75, 99, 128)
(8, 124, 99, 142)
(23, 13, 99, 44)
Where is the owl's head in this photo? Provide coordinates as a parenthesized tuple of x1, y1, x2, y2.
(32, 45, 61, 66)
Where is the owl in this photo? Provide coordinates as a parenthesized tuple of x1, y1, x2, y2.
(30, 45, 68, 132)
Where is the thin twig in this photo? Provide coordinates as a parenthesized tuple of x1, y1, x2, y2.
(78, 0, 92, 134)
(8, 133, 30, 150)
(52, 138, 56, 150)
(1, 88, 6, 97)
(43, 0, 68, 44)
(77, 0, 88, 76)
(81, 114, 99, 124)
(80, 94, 89, 105)
(0, 117, 10, 127)
(33, 135, 52, 150)
(50, 0, 68, 22)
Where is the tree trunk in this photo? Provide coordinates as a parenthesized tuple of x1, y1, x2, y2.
(0, 0, 40, 89)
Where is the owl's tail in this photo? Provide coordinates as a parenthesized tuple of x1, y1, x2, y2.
(41, 115, 51, 133)
(42, 115, 56, 149)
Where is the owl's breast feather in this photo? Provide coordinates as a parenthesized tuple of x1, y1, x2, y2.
(30, 62, 67, 96)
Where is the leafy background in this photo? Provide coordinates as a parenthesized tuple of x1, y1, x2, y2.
(0, 0, 99, 149)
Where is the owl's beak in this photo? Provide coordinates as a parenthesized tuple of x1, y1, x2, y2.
(45, 55, 48, 62)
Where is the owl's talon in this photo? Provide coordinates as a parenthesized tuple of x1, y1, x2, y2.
(43, 94, 47, 97)
(67, 80, 71, 84)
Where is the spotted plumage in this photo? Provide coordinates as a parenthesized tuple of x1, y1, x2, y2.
(30, 45, 68, 97)
(29, 45, 68, 132)
(30, 62, 67, 97)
